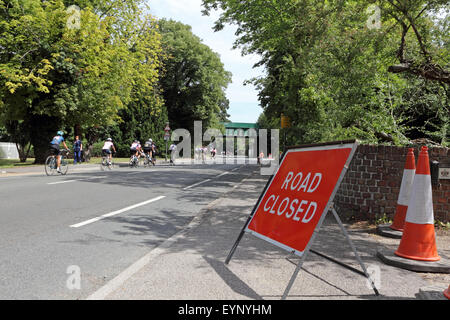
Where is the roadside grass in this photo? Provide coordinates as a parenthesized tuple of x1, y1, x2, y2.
(0, 158, 37, 168)
(87, 157, 131, 164)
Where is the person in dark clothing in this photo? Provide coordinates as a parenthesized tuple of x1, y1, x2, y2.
(73, 136, 83, 164)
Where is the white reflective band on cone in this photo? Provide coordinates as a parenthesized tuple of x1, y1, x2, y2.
(397, 169, 415, 206)
(405, 174, 434, 225)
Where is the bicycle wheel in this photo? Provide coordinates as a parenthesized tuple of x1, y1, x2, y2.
(45, 156, 57, 176)
(106, 158, 113, 170)
(60, 157, 69, 175)
(138, 157, 144, 167)
(100, 157, 106, 171)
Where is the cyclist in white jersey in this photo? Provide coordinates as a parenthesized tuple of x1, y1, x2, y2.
(102, 138, 116, 164)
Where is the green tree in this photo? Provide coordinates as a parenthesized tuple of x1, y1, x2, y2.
(157, 19, 232, 134)
(0, 0, 163, 162)
(202, 0, 449, 146)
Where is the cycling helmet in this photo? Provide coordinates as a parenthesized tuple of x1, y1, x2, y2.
(107, 138, 112, 141)
(57, 130, 64, 136)
(149, 138, 153, 142)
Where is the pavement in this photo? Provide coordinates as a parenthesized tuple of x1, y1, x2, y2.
(0, 159, 449, 302)
(91, 167, 449, 300)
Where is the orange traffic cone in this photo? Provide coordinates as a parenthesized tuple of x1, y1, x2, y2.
(395, 146, 440, 262)
(390, 148, 416, 231)
(444, 285, 450, 299)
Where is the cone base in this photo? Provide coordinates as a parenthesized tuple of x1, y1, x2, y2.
(377, 224, 402, 239)
(390, 205, 407, 232)
(395, 222, 440, 262)
(444, 288, 450, 300)
(394, 250, 441, 262)
(377, 249, 450, 273)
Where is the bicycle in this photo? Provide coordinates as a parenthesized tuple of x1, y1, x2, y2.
(142, 152, 152, 167)
(45, 149, 69, 176)
(100, 151, 115, 171)
(129, 154, 142, 168)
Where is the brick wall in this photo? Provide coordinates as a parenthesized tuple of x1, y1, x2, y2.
(334, 144, 449, 223)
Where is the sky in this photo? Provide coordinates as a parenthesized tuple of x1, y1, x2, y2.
(147, 0, 264, 124)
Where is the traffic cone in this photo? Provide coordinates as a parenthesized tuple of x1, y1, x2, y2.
(394, 146, 440, 261)
(390, 148, 416, 231)
(444, 285, 450, 299)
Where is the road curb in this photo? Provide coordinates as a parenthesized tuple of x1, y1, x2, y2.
(87, 168, 257, 300)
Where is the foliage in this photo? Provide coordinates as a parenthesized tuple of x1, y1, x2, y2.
(203, 0, 449, 146)
(157, 18, 232, 134)
(0, 0, 163, 162)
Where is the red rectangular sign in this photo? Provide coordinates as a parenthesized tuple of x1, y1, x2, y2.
(246, 142, 357, 256)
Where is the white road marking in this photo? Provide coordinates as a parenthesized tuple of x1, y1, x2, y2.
(182, 179, 211, 190)
(182, 170, 232, 190)
(69, 195, 166, 228)
(47, 176, 107, 185)
(47, 180, 79, 185)
(215, 171, 229, 178)
(86, 171, 254, 300)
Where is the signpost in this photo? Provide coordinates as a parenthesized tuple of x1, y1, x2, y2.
(225, 140, 379, 298)
(280, 113, 291, 152)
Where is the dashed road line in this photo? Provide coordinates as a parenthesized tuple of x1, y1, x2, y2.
(70, 195, 166, 228)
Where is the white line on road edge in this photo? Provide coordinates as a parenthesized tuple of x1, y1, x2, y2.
(182, 179, 211, 190)
(215, 171, 229, 178)
(47, 179, 79, 185)
(47, 176, 107, 185)
(182, 170, 232, 190)
(231, 165, 244, 172)
(86, 170, 255, 300)
(70, 196, 165, 228)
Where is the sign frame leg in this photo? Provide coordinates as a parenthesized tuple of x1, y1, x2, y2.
(281, 205, 380, 299)
(225, 170, 278, 265)
(330, 206, 379, 296)
(281, 202, 333, 300)
(225, 151, 289, 265)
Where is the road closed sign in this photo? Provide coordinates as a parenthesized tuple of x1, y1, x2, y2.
(245, 141, 357, 256)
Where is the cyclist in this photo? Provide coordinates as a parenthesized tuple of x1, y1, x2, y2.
(130, 140, 142, 161)
(101, 138, 116, 165)
(151, 140, 157, 165)
(169, 143, 177, 166)
(143, 139, 153, 163)
(49, 130, 70, 173)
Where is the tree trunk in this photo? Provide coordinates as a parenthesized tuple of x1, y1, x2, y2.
(74, 123, 82, 139)
(30, 115, 61, 164)
(16, 143, 31, 162)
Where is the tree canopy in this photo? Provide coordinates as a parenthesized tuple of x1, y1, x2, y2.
(202, 0, 449, 146)
(0, 1, 233, 162)
(0, 0, 163, 161)
(158, 18, 232, 134)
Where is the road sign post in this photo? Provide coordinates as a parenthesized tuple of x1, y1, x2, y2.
(225, 139, 379, 298)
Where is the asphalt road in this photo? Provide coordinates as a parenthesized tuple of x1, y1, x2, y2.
(0, 162, 256, 299)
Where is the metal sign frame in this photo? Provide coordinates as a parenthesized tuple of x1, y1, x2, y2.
(224, 139, 379, 298)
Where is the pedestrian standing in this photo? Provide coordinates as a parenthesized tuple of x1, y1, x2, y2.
(169, 143, 177, 165)
(73, 135, 83, 164)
